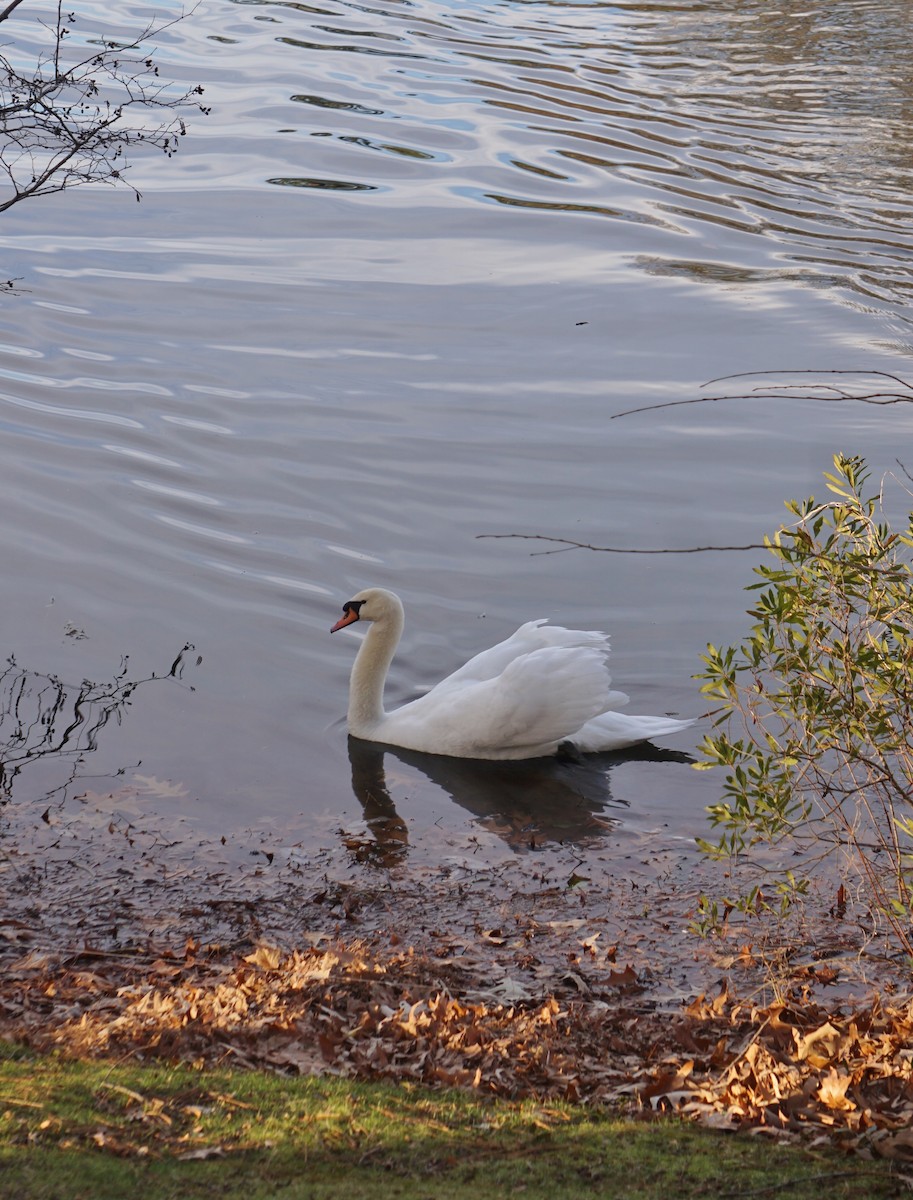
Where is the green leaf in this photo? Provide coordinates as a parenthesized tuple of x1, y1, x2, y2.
(694, 453, 913, 960)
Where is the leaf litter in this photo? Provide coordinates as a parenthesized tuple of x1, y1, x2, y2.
(1, 775, 913, 1165)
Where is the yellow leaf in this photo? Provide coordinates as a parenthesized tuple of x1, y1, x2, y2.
(817, 1068, 855, 1111)
(243, 946, 282, 971)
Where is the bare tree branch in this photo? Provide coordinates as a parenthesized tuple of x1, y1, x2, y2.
(0, 3, 207, 216)
(482, 372, 913, 560)
(477, 533, 769, 556)
(0, 0, 28, 26)
(612, 370, 913, 420)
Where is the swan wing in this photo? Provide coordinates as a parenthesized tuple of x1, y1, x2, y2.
(436, 621, 617, 688)
(377, 644, 616, 759)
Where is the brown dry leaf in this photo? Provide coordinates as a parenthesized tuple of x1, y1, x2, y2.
(875, 1128, 913, 1161)
(817, 1067, 855, 1112)
(563, 971, 589, 995)
(696, 1109, 738, 1131)
(710, 983, 730, 1015)
(9, 950, 59, 973)
(752, 1003, 791, 1031)
(641, 1060, 694, 1101)
(6, 854, 913, 1156)
(813, 964, 840, 986)
(685, 994, 712, 1020)
(794, 1021, 844, 1067)
(243, 946, 282, 971)
(607, 964, 639, 989)
(479, 930, 506, 946)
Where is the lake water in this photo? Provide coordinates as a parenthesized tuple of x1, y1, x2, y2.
(1, 0, 912, 864)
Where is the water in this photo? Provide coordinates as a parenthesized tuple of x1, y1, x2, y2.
(0, 0, 912, 861)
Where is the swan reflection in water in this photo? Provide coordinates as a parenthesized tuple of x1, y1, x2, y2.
(345, 735, 693, 864)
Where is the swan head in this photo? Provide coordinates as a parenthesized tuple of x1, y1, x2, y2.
(330, 587, 403, 633)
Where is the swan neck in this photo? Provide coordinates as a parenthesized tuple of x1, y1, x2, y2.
(348, 609, 403, 734)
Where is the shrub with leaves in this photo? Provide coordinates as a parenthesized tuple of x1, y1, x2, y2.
(696, 454, 913, 957)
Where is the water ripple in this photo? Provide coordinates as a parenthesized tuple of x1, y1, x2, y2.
(0, 389, 145, 429)
(0, 0, 909, 838)
(205, 0, 913, 320)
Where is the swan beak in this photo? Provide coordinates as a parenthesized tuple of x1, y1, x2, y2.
(331, 608, 360, 633)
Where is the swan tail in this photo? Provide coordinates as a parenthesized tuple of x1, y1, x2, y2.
(572, 711, 695, 753)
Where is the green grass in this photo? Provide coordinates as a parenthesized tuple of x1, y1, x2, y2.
(0, 1042, 902, 1199)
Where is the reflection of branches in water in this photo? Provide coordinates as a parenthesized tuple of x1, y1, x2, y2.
(0, 644, 196, 804)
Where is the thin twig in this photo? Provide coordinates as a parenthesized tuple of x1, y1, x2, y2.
(612, 390, 913, 420)
(703, 368, 913, 393)
(0, 6, 206, 216)
(476, 534, 769, 556)
(613, 369, 913, 420)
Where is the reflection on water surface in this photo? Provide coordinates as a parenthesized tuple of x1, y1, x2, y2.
(346, 735, 694, 863)
(0, 0, 910, 853)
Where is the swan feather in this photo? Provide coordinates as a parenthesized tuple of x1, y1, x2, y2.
(332, 587, 692, 761)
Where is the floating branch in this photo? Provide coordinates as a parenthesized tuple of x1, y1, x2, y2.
(612, 369, 913, 420)
(481, 371, 913, 557)
(477, 534, 768, 557)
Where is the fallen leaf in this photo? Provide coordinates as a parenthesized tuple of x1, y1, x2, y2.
(243, 946, 282, 971)
(817, 1067, 855, 1111)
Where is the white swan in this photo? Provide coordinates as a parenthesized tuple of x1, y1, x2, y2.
(331, 587, 693, 761)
